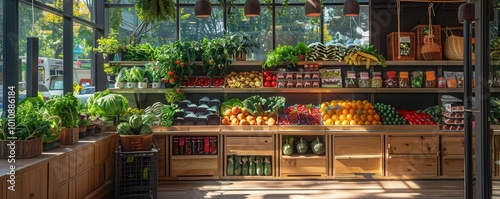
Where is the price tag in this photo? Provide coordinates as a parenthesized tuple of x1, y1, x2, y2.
(426, 71, 436, 81)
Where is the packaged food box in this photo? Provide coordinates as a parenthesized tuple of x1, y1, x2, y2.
(320, 68, 342, 88)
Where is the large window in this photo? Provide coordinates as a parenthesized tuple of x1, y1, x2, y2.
(73, 0, 93, 22)
(106, 1, 370, 60)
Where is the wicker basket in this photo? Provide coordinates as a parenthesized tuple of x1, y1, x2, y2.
(444, 28, 475, 60)
(0, 137, 43, 158)
(387, 32, 416, 61)
(413, 25, 442, 60)
(119, 134, 154, 152)
(421, 36, 442, 60)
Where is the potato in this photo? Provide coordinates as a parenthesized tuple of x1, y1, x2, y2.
(237, 113, 245, 121)
(225, 109, 232, 117)
(230, 115, 237, 121)
(246, 115, 255, 121)
(268, 118, 276, 126)
(256, 120, 264, 125)
(249, 120, 256, 125)
(239, 119, 249, 125)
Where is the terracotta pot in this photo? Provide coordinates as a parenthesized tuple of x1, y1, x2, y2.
(299, 54, 306, 61)
(79, 126, 87, 133)
(236, 53, 247, 61)
(60, 127, 79, 145)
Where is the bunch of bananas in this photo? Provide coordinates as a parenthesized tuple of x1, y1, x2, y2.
(344, 51, 381, 69)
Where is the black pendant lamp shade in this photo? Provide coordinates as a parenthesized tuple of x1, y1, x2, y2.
(195, 0, 212, 18)
(343, 0, 359, 17)
(245, 0, 261, 17)
(458, 2, 494, 23)
(305, 0, 321, 17)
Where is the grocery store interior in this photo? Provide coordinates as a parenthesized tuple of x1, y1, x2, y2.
(1, 0, 500, 198)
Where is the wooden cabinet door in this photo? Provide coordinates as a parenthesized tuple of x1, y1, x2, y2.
(6, 164, 48, 199)
(76, 145, 95, 173)
(75, 171, 89, 199)
(57, 179, 76, 199)
(155, 135, 167, 177)
(388, 136, 439, 154)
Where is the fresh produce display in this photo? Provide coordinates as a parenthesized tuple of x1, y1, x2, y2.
(311, 136, 326, 155)
(220, 98, 244, 116)
(161, 104, 177, 126)
(320, 68, 342, 88)
(373, 103, 407, 125)
(242, 95, 285, 117)
(86, 89, 129, 117)
(182, 76, 197, 87)
(210, 77, 225, 87)
(280, 104, 320, 125)
(282, 138, 293, 155)
(306, 42, 345, 61)
(227, 156, 271, 176)
(263, 71, 277, 88)
(344, 45, 387, 69)
(296, 138, 308, 154)
(117, 114, 153, 135)
(172, 97, 220, 125)
(321, 100, 381, 125)
(225, 71, 262, 88)
(121, 108, 145, 117)
(195, 77, 211, 87)
(220, 105, 276, 126)
(398, 110, 436, 125)
(423, 105, 443, 124)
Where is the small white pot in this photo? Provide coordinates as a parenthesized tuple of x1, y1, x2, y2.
(151, 82, 161, 88)
(115, 82, 125, 89)
(126, 82, 137, 89)
(138, 82, 148, 89)
(148, 83, 153, 88)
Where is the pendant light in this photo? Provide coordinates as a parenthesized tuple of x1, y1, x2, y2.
(195, 0, 212, 18)
(343, 0, 359, 17)
(457, 2, 494, 23)
(305, 0, 321, 17)
(245, 0, 261, 17)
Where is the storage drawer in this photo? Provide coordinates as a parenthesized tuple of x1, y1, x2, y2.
(387, 155, 438, 176)
(281, 158, 326, 177)
(171, 157, 218, 177)
(442, 136, 475, 155)
(226, 136, 274, 156)
(335, 136, 381, 156)
(76, 145, 95, 173)
(442, 156, 465, 177)
(334, 157, 382, 177)
(388, 136, 438, 154)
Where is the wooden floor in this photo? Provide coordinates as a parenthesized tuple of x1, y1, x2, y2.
(156, 180, 500, 199)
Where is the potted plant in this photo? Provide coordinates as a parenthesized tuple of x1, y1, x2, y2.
(115, 68, 127, 89)
(146, 62, 162, 88)
(230, 34, 259, 61)
(93, 33, 122, 61)
(124, 68, 138, 88)
(262, 45, 299, 69)
(295, 42, 311, 61)
(157, 41, 197, 86)
(0, 97, 56, 158)
(78, 114, 90, 138)
(45, 92, 80, 145)
(131, 67, 148, 89)
(89, 115, 105, 135)
(116, 114, 154, 152)
(201, 37, 233, 77)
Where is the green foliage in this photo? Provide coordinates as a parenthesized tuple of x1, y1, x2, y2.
(94, 33, 122, 55)
(165, 86, 186, 104)
(262, 45, 299, 68)
(229, 34, 259, 58)
(295, 42, 311, 54)
(86, 89, 129, 116)
(201, 35, 233, 77)
(44, 93, 81, 128)
(135, 0, 175, 23)
(157, 41, 199, 85)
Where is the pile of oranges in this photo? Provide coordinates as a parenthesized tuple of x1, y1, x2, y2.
(320, 100, 382, 125)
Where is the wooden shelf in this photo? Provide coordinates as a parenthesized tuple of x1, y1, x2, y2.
(335, 155, 383, 159)
(171, 155, 218, 160)
(282, 154, 327, 159)
(110, 87, 500, 94)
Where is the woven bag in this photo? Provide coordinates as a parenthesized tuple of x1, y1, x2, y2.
(420, 4, 441, 61)
(444, 27, 475, 60)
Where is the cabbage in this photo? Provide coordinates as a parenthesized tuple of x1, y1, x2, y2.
(87, 89, 128, 116)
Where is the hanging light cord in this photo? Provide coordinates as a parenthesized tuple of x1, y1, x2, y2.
(397, 0, 401, 59)
(31, 0, 35, 34)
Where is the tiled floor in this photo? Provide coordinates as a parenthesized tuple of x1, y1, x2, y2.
(158, 180, 500, 198)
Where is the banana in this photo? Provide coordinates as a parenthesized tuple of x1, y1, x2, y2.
(366, 58, 371, 69)
(356, 55, 362, 66)
(357, 52, 379, 63)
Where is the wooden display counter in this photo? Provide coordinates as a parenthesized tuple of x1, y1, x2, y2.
(152, 125, 500, 180)
(0, 133, 118, 199)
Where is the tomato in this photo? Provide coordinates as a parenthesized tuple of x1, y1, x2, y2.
(271, 81, 277, 87)
(180, 62, 185, 68)
(272, 76, 277, 81)
(264, 81, 271, 87)
(266, 76, 272, 81)
(175, 60, 181, 65)
(169, 78, 175, 84)
(167, 71, 174, 76)
(264, 71, 270, 77)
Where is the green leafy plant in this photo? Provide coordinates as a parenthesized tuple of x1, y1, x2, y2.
(86, 89, 129, 117)
(201, 35, 233, 77)
(135, 0, 175, 23)
(262, 45, 299, 68)
(165, 86, 186, 104)
(94, 33, 122, 55)
(295, 42, 311, 55)
(44, 92, 81, 129)
(116, 68, 127, 82)
(230, 34, 259, 59)
(157, 41, 199, 85)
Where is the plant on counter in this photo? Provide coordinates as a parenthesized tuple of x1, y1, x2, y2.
(165, 86, 186, 104)
(117, 114, 154, 135)
(44, 92, 81, 129)
(0, 97, 57, 140)
(262, 45, 299, 69)
(157, 41, 198, 86)
(229, 34, 259, 60)
(86, 89, 129, 117)
(295, 42, 311, 61)
(201, 36, 233, 77)
(161, 104, 177, 127)
(145, 62, 162, 88)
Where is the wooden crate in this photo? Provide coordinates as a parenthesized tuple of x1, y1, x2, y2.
(413, 25, 442, 60)
(387, 136, 439, 154)
(335, 136, 381, 156)
(334, 157, 382, 177)
(155, 135, 167, 177)
(387, 155, 438, 176)
(442, 136, 476, 155)
(226, 136, 274, 156)
(442, 156, 466, 177)
(281, 158, 327, 178)
(170, 156, 219, 178)
(387, 32, 416, 61)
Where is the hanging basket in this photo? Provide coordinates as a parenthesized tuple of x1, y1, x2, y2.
(421, 36, 442, 61)
(444, 27, 475, 60)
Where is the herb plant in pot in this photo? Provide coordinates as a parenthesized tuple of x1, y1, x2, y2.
(124, 68, 138, 88)
(295, 42, 310, 61)
(45, 93, 81, 145)
(0, 97, 56, 158)
(230, 34, 259, 61)
(78, 114, 90, 138)
(117, 114, 154, 152)
(93, 33, 122, 61)
(134, 67, 148, 89)
(89, 115, 104, 135)
(115, 68, 127, 89)
(146, 62, 162, 88)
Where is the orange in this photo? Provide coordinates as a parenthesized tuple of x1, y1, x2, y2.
(346, 114, 353, 121)
(349, 109, 356, 115)
(367, 115, 374, 122)
(365, 121, 372, 125)
(331, 115, 339, 121)
(362, 100, 369, 104)
(327, 109, 335, 116)
(374, 114, 381, 121)
(351, 104, 358, 110)
(372, 120, 379, 125)
(344, 104, 352, 110)
(323, 114, 330, 121)
(360, 115, 367, 121)
(325, 119, 333, 125)
(335, 120, 341, 125)
(357, 120, 364, 125)
(350, 120, 357, 125)
(353, 114, 361, 121)
(368, 109, 374, 115)
(339, 115, 346, 121)
(378, 121, 382, 125)
(342, 109, 349, 115)
(342, 120, 349, 125)
(335, 109, 342, 115)
(363, 110, 368, 115)
(356, 109, 363, 115)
